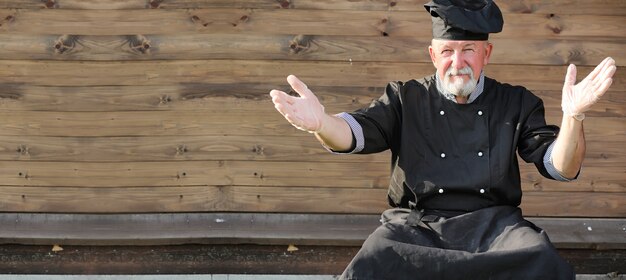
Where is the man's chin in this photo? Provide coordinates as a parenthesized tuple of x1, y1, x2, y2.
(443, 82, 476, 97)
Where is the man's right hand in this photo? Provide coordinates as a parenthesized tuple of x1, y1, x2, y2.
(269, 75, 327, 134)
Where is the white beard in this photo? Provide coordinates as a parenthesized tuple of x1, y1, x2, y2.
(442, 66, 477, 97)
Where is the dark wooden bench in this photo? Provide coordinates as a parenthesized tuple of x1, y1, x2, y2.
(0, 213, 624, 275)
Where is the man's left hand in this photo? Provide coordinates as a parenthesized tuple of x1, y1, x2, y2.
(561, 57, 616, 120)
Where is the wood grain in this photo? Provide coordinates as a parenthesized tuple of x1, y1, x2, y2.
(0, 0, 622, 219)
(1, 9, 623, 38)
(0, 185, 390, 213)
(0, 185, 623, 216)
(0, 160, 622, 193)
(1, 0, 625, 15)
(0, 34, 623, 67)
(0, 60, 624, 92)
(0, 136, 621, 166)
(0, 110, 621, 137)
(0, 135, 391, 162)
(0, 85, 623, 120)
(0, 160, 391, 188)
(0, 84, 383, 112)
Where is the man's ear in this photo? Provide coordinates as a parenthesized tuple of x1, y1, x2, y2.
(483, 42, 493, 65)
(428, 45, 437, 67)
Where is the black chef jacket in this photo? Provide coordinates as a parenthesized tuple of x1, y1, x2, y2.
(339, 75, 575, 279)
(347, 74, 560, 212)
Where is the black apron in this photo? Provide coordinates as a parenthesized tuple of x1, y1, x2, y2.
(340, 206, 574, 280)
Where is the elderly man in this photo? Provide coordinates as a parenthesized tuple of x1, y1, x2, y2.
(269, 0, 616, 279)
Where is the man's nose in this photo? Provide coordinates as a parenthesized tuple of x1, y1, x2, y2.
(451, 52, 466, 70)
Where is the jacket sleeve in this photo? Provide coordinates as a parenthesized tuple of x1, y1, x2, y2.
(347, 81, 403, 154)
(517, 90, 561, 180)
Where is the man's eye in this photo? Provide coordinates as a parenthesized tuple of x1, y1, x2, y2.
(441, 50, 452, 54)
(463, 49, 475, 52)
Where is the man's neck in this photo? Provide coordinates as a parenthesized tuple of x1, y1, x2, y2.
(455, 96, 469, 104)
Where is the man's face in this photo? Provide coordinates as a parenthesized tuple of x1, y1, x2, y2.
(428, 39, 493, 97)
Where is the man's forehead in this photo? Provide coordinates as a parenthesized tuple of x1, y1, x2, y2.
(432, 39, 484, 48)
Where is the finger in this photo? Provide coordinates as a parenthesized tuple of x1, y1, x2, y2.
(270, 89, 296, 105)
(564, 64, 577, 87)
(591, 57, 611, 77)
(603, 57, 616, 69)
(273, 101, 296, 119)
(585, 57, 612, 82)
(283, 113, 306, 130)
(593, 78, 613, 100)
(287, 75, 314, 98)
(589, 63, 617, 92)
(594, 57, 616, 81)
(598, 64, 617, 82)
(270, 91, 295, 113)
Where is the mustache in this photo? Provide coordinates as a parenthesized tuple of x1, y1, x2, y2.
(446, 66, 473, 77)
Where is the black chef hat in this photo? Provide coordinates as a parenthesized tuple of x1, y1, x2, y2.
(424, 0, 503, 41)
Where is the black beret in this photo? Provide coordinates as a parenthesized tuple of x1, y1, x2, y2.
(424, 0, 504, 40)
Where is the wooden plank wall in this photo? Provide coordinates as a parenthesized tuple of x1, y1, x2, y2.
(0, 0, 624, 217)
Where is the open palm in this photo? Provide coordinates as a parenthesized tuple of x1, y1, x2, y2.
(270, 75, 326, 133)
(562, 57, 616, 117)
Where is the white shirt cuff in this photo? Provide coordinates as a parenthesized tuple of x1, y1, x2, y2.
(322, 112, 364, 154)
(543, 141, 577, 182)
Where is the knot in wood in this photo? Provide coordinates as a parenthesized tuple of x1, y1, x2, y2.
(0, 90, 21, 100)
(289, 35, 313, 54)
(159, 95, 172, 104)
(53, 35, 78, 54)
(251, 144, 264, 155)
(189, 15, 212, 27)
(18, 172, 29, 179)
(148, 0, 163, 9)
(231, 14, 250, 27)
(546, 14, 562, 34)
(43, 0, 56, 9)
(377, 17, 391, 37)
(16, 145, 29, 156)
(519, 6, 532, 13)
(127, 35, 151, 54)
(176, 144, 188, 155)
(548, 25, 562, 34)
(276, 0, 291, 9)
